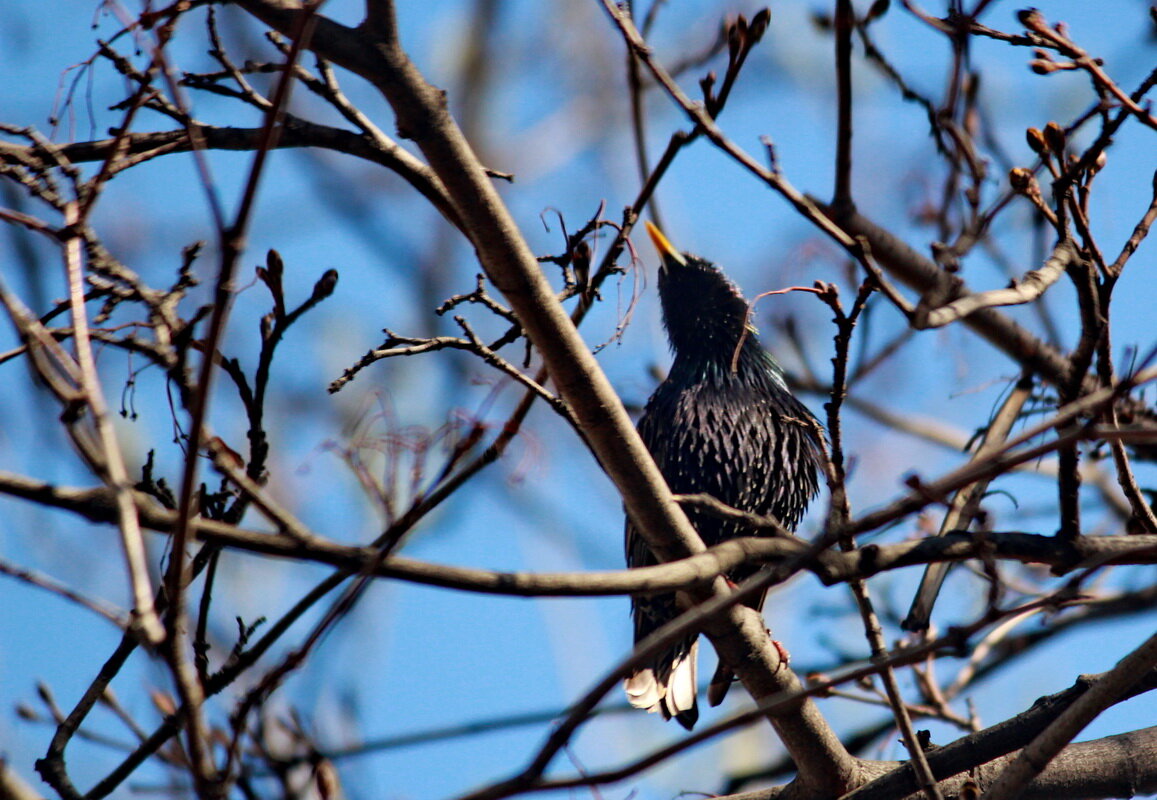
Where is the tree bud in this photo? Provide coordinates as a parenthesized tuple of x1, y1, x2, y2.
(1043, 121, 1066, 154)
(1025, 127, 1047, 155)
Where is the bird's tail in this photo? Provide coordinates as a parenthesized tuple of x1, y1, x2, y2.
(624, 639, 699, 730)
(707, 659, 735, 707)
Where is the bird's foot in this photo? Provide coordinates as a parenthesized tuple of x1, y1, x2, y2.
(770, 635, 790, 672)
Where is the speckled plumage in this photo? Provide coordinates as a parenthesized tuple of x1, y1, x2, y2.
(625, 225, 823, 730)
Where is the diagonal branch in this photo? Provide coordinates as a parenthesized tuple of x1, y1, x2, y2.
(911, 240, 1077, 329)
(903, 374, 1034, 631)
(826, 204, 1080, 389)
(61, 201, 165, 646)
(980, 631, 1157, 800)
(842, 667, 1157, 800)
(227, 1, 862, 790)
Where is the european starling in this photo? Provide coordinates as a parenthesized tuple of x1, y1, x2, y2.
(624, 222, 823, 729)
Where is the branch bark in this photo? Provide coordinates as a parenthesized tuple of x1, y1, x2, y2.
(6, 471, 1157, 603)
(823, 204, 1080, 388)
(836, 667, 1157, 800)
(982, 632, 1157, 800)
(912, 241, 1076, 329)
(227, 0, 859, 790)
(725, 727, 1157, 800)
(0, 122, 461, 231)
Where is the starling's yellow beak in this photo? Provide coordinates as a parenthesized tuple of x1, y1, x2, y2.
(645, 221, 687, 268)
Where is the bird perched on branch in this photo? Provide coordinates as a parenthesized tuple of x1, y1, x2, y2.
(624, 222, 823, 730)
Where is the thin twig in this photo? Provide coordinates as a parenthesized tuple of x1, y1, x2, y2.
(163, 5, 322, 790)
(833, 0, 854, 210)
(61, 199, 165, 645)
(0, 559, 129, 630)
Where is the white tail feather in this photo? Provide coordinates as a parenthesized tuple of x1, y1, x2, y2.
(623, 641, 699, 721)
(624, 669, 663, 712)
(664, 641, 698, 718)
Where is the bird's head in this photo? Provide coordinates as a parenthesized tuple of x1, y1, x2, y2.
(645, 221, 755, 366)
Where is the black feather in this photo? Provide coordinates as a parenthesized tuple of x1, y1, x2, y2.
(626, 239, 823, 729)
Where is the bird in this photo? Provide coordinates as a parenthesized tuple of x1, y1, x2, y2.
(623, 221, 824, 730)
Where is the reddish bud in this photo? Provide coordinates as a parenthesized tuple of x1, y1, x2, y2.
(311, 268, 339, 301)
(265, 248, 284, 279)
(749, 8, 771, 41)
(1017, 7, 1045, 30)
(806, 672, 833, 696)
(1009, 167, 1035, 193)
(1025, 127, 1047, 155)
(728, 15, 746, 57)
(1043, 121, 1066, 154)
(868, 0, 891, 20)
(150, 689, 177, 716)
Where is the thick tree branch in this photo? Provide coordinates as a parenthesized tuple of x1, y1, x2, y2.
(4, 472, 1156, 600)
(837, 667, 1157, 800)
(982, 631, 1157, 800)
(0, 122, 461, 231)
(225, 0, 857, 790)
(726, 727, 1157, 800)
